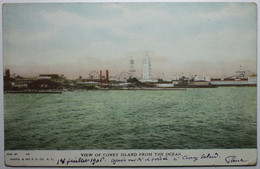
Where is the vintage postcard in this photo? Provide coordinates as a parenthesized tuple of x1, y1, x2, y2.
(1, 1, 258, 168)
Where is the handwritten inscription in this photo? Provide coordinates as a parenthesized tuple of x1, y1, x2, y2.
(182, 155, 198, 162)
(57, 157, 105, 165)
(201, 153, 219, 159)
(225, 156, 248, 164)
(6, 151, 253, 166)
(111, 157, 126, 165)
(110, 156, 168, 165)
(54, 152, 250, 166)
(55, 152, 222, 165)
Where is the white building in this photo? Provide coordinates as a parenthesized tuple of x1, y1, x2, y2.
(211, 79, 251, 85)
(142, 51, 151, 81)
(155, 83, 174, 88)
(194, 75, 211, 82)
(174, 74, 180, 81)
(248, 75, 257, 84)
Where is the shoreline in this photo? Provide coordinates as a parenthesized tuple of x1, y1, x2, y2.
(4, 85, 257, 94)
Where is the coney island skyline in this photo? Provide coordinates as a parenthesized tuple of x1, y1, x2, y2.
(3, 3, 257, 79)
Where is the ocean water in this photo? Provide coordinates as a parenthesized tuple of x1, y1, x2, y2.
(4, 87, 257, 150)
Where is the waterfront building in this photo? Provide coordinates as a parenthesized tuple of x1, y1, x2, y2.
(173, 74, 180, 81)
(4, 69, 15, 90)
(210, 79, 255, 86)
(189, 81, 210, 87)
(142, 51, 152, 82)
(155, 83, 174, 88)
(83, 70, 110, 83)
(194, 75, 210, 82)
(248, 75, 257, 84)
(37, 74, 65, 83)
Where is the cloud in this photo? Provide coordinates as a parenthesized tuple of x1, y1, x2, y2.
(4, 28, 56, 47)
(41, 10, 88, 27)
(190, 3, 256, 20)
(3, 3, 257, 79)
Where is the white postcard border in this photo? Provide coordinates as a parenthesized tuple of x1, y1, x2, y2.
(4, 149, 257, 167)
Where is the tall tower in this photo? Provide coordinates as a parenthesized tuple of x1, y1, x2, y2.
(142, 51, 151, 80)
(129, 56, 136, 78)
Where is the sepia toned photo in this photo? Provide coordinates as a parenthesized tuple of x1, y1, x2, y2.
(2, 1, 258, 167)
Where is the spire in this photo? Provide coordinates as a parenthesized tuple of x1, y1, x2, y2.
(142, 51, 151, 80)
(129, 56, 136, 78)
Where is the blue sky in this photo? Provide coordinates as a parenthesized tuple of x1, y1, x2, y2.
(3, 3, 257, 79)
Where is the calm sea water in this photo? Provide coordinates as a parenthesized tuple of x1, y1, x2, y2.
(4, 87, 257, 150)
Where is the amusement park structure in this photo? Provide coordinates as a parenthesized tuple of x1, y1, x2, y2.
(142, 51, 151, 81)
(129, 56, 136, 78)
(223, 66, 246, 80)
(85, 70, 110, 83)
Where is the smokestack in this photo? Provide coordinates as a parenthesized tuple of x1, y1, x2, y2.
(5, 69, 11, 79)
(106, 70, 109, 82)
(100, 70, 102, 82)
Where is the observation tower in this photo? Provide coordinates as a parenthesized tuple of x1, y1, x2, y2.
(142, 51, 151, 81)
(129, 56, 136, 78)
